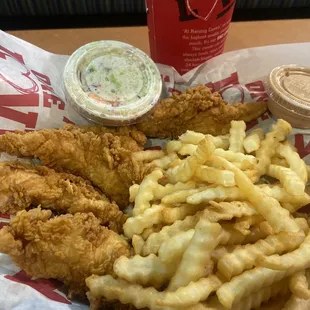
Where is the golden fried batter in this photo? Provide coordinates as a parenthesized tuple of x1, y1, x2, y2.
(63, 124, 147, 152)
(137, 85, 267, 138)
(0, 161, 125, 232)
(0, 126, 151, 208)
(0, 208, 131, 297)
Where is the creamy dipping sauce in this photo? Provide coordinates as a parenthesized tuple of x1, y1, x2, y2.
(266, 65, 310, 129)
(63, 41, 162, 126)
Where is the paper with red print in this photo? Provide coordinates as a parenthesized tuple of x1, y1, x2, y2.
(1, 30, 310, 309)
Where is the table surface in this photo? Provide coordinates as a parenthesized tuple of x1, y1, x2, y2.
(7, 19, 310, 56)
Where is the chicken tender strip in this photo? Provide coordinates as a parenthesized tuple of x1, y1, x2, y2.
(63, 123, 147, 148)
(0, 208, 131, 296)
(0, 161, 125, 232)
(137, 85, 267, 138)
(0, 125, 150, 208)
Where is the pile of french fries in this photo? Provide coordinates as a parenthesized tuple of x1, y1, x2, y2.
(86, 119, 310, 310)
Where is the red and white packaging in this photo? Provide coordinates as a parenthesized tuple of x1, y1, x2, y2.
(147, 0, 235, 74)
(1, 31, 310, 309)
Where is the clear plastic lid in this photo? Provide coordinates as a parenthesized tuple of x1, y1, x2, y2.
(267, 65, 310, 117)
(63, 41, 162, 126)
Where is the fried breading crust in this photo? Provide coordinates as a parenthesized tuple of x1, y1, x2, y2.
(0, 126, 150, 208)
(63, 124, 147, 150)
(0, 161, 125, 232)
(137, 85, 267, 138)
(0, 208, 131, 297)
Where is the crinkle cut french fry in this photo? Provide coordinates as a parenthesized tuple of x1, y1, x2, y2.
(167, 219, 222, 291)
(256, 119, 292, 175)
(133, 169, 163, 216)
(256, 233, 310, 270)
(141, 224, 164, 240)
(204, 278, 289, 310)
(204, 210, 234, 222)
(220, 223, 268, 246)
(161, 204, 206, 224)
(86, 274, 221, 310)
(271, 156, 289, 167)
(282, 294, 310, 310)
(307, 165, 310, 181)
(179, 144, 197, 156)
(209, 201, 258, 218)
(152, 153, 179, 169)
(243, 168, 259, 183)
(258, 220, 275, 235)
(129, 184, 140, 203)
(243, 128, 264, 154)
(113, 254, 174, 288)
(179, 131, 229, 149)
(282, 202, 299, 213)
(229, 120, 246, 153)
(233, 215, 264, 235)
(162, 188, 202, 205)
(217, 231, 305, 280)
(258, 184, 310, 206)
(217, 233, 310, 308)
(168, 158, 183, 168)
(124, 204, 164, 238)
(132, 235, 144, 255)
(142, 214, 199, 256)
(289, 271, 310, 300)
(277, 142, 308, 184)
(257, 217, 310, 236)
(267, 164, 305, 196)
(295, 218, 309, 234)
(259, 295, 291, 310)
(212, 135, 230, 150)
(86, 275, 162, 310)
(178, 139, 229, 156)
(179, 131, 205, 144)
(193, 135, 216, 163)
(214, 148, 257, 167)
(194, 165, 236, 187)
(216, 268, 289, 308)
(158, 229, 194, 264)
(166, 156, 198, 184)
(154, 181, 197, 200)
(166, 136, 215, 184)
(187, 186, 246, 205)
(166, 140, 183, 154)
(156, 275, 222, 308)
(132, 150, 165, 162)
(211, 245, 241, 264)
(211, 156, 300, 233)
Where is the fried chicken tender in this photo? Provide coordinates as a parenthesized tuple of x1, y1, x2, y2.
(63, 124, 147, 151)
(0, 161, 125, 232)
(0, 208, 131, 296)
(137, 85, 267, 138)
(0, 125, 151, 208)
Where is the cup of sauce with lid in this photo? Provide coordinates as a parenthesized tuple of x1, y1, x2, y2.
(63, 41, 162, 126)
(267, 65, 310, 128)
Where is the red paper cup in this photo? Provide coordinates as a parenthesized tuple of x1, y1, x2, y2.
(147, 0, 236, 74)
